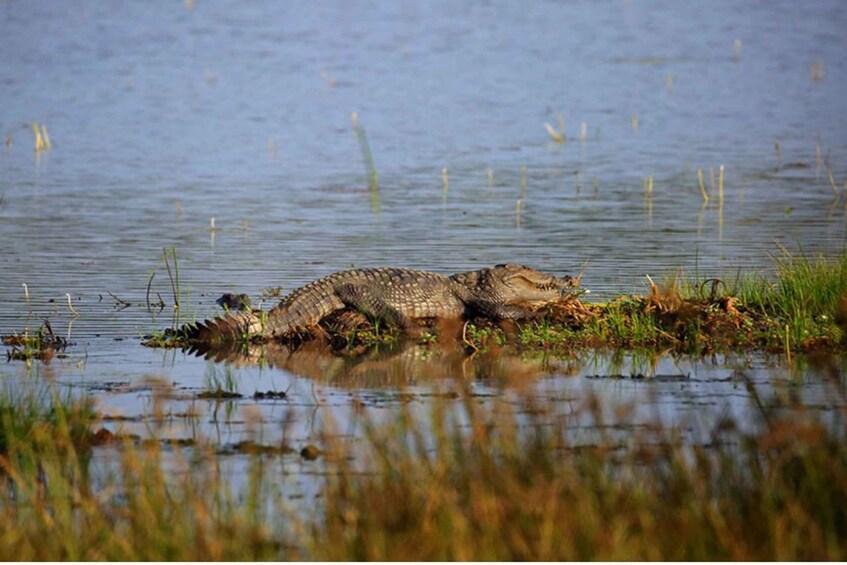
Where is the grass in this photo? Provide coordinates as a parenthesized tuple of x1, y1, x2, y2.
(198, 363, 242, 399)
(0, 384, 95, 454)
(351, 111, 379, 211)
(734, 248, 847, 347)
(316, 391, 847, 560)
(0, 372, 845, 560)
(464, 249, 847, 355)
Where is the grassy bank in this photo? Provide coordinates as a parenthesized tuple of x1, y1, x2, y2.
(1, 378, 845, 560)
(465, 248, 847, 354)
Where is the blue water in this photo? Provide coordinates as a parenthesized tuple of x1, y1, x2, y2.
(1, 1, 846, 457)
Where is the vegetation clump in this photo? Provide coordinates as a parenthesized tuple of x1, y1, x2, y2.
(467, 249, 847, 354)
(316, 392, 847, 561)
(1, 321, 70, 361)
(1, 377, 845, 560)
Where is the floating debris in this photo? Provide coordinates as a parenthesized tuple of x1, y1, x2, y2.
(300, 444, 321, 460)
(2, 321, 70, 361)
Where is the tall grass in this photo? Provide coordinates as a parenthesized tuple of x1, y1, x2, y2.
(734, 248, 847, 346)
(0, 385, 95, 454)
(0, 386, 292, 560)
(315, 394, 847, 560)
(1, 376, 845, 560)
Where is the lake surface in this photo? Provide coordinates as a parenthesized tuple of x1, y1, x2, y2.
(2, 1, 847, 465)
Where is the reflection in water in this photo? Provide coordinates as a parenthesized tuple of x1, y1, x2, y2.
(186, 339, 578, 390)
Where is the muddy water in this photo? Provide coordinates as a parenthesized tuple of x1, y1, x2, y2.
(2, 1, 847, 478)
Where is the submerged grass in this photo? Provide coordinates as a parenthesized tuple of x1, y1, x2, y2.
(1, 372, 845, 560)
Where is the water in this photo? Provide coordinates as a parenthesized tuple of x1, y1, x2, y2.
(1, 1, 847, 461)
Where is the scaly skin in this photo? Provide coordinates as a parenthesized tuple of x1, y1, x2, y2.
(178, 264, 576, 344)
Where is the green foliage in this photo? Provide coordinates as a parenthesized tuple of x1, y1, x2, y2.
(199, 364, 242, 399)
(734, 249, 847, 346)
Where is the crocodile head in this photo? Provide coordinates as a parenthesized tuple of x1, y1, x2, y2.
(482, 264, 576, 306)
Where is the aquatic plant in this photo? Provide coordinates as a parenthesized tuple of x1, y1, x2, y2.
(0, 371, 845, 560)
(544, 122, 564, 143)
(697, 168, 709, 202)
(0, 386, 288, 560)
(32, 122, 51, 152)
(314, 386, 847, 561)
(351, 112, 379, 212)
(1, 320, 69, 362)
(199, 363, 241, 399)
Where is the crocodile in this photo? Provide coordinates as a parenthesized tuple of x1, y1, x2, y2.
(171, 264, 577, 345)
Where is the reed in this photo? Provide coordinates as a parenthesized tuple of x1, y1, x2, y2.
(351, 112, 379, 195)
(520, 166, 527, 199)
(65, 293, 79, 318)
(41, 124, 51, 149)
(200, 364, 241, 399)
(0, 386, 289, 560)
(314, 385, 847, 561)
(1, 351, 845, 560)
(544, 123, 563, 143)
(162, 247, 180, 313)
(827, 168, 839, 195)
(643, 175, 654, 196)
(697, 168, 709, 202)
(32, 122, 46, 152)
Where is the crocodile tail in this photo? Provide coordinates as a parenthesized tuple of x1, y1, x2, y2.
(174, 311, 266, 344)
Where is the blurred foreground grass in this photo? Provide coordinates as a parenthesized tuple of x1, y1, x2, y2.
(1, 373, 845, 560)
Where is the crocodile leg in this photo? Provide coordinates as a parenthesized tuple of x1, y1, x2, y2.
(334, 283, 414, 330)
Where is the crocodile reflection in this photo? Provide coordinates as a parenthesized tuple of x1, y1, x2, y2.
(185, 340, 577, 389)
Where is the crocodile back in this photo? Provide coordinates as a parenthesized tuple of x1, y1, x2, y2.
(267, 268, 465, 334)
